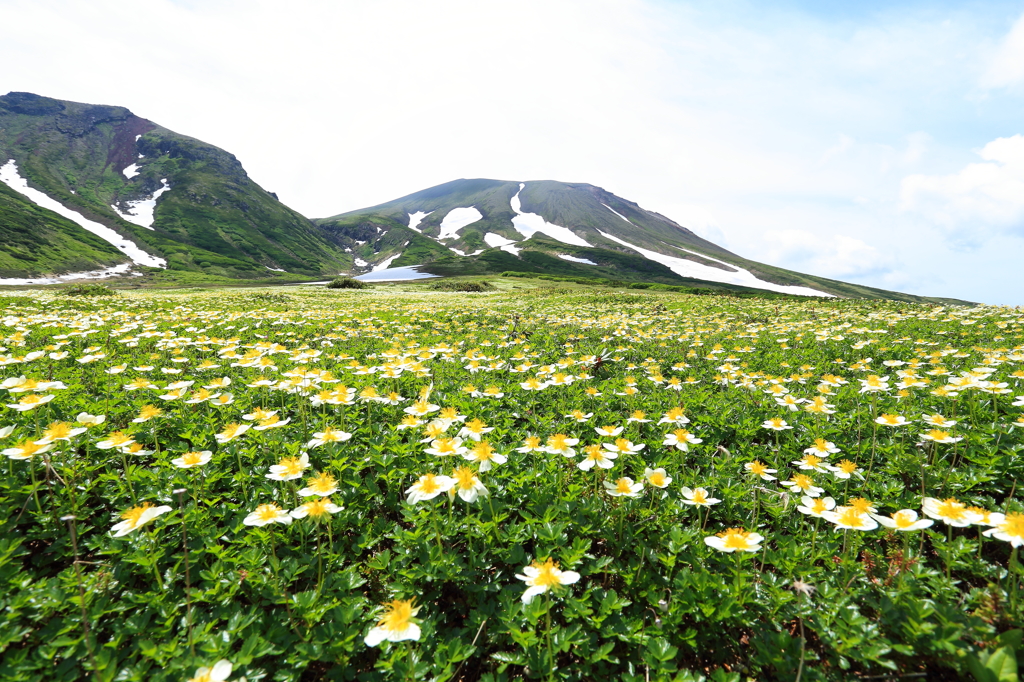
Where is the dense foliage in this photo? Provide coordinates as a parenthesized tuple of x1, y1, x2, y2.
(327, 278, 368, 290)
(0, 287, 1022, 681)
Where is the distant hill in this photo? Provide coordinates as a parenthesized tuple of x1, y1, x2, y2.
(318, 178, 965, 303)
(0, 92, 350, 280)
(0, 92, 968, 303)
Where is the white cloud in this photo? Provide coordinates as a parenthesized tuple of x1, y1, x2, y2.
(982, 12, 1024, 89)
(900, 134, 1024, 237)
(760, 230, 896, 281)
(1, 0, 1023, 303)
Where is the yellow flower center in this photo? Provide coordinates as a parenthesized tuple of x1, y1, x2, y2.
(307, 472, 337, 494)
(418, 474, 440, 495)
(465, 418, 486, 433)
(278, 457, 305, 476)
(471, 442, 494, 460)
(999, 513, 1024, 539)
(302, 498, 334, 517)
(43, 422, 74, 440)
(630, 410, 646, 420)
(548, 434, 570, 450)
(836, 507, 868, 528)
(530, 558, 561, 587)
(893, 511, 916, 529)
(791, 474, 813, 489)
(803, 455, 822, 468)
(838, 460, 857, 474)
(523, 436, 541, 448)
(811, 499, 828, 514)
(615, 478, 633, 494)
(692, 489, 707, 504)
(849, 497, 873, 513)
(255, 504, 282, 522)
(181, 451, 205, 466)
(453, 467, 477, 490)
(121, 502, 155, 526)
(936, 498, 967, 520)
(649, 472, 666, 487)
(748, 461, 767, 475)
(377, 599, 417, 632)
(107, 432, 133, 446)
(719, 528, 753, 550)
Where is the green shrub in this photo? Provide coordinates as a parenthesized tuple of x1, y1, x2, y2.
(58, 283, 117, 297)
(327, 277, 368, 290)
(429, 280, 494, 292)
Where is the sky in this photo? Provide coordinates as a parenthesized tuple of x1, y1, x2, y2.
(2, 0, 1023, 304)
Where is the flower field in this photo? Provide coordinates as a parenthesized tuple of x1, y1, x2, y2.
(1, 285, 1023, 681)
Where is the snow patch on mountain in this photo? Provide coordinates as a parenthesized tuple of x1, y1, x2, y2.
(597, 231, 831, 297)
(122, 163, 141, 179)
(484, 232, 517, 249)
(438, 207, 483, 240)
(354, 258, 368, 267)
(0, 263, 134, 286)
(510, 183, 591, 247)
(110, 179, 170, 230)
(602, 203, 636, 226)
(372, 253, 401, 271)
(559, 254, 597, 265)
(0, 159, 165, 268)
(408, 211, 431, 232)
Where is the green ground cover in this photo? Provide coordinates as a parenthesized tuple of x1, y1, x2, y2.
(0, 286, 1022, 681)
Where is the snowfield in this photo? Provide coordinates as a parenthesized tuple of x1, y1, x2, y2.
(597, 230, 830, 297)
(407, 211, 431, 232)
(602, 203, 636, 226)
(438, 207, 483, 240)
(484, 232, 522, 255)
(0, 159, 166, 268)
(122, 164, 141, 179)
(559, 254, 597, 265)
(510, 183, 591, 247)
(372, 254, 401, 271)
(0, 263, 134, 286)
(110, 179, 170, 230)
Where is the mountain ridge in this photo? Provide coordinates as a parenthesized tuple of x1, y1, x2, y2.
(0, 91, 351, 281)
(0, 92, 969, 304)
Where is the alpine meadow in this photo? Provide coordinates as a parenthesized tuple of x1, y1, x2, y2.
(1, 281, 1023, 681)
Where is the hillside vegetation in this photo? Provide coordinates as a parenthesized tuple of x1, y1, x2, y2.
(0, 286, 1020, 681)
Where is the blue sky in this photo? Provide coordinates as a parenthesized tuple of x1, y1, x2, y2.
(1, 0, 1023, 304)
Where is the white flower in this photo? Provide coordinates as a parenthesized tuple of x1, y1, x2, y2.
(796, 496, 836, 518)
(186, 659, 233, 682)
(171, 451, 212, 469)
(243, 503, 293, 526)
(515, 558, 580, 604)
(704, 528, 763, 553)
(604, 476, 644, 498)
(405, 474, 455, 504)
(111, 502, 173, 537)
(680, 487, 720, 506)
(869, 509, 933, 532)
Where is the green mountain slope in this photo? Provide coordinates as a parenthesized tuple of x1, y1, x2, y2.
(318, 178, 968, 304)
(0, 179, 126, 278)
(0, 92, 350, 279)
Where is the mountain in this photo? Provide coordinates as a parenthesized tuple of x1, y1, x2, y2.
(0, 92, 350, 281)
(0, 92, 965, 302)
(318, 178, 958, 302)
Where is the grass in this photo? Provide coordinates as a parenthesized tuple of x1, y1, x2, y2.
(0, 285, 1021, 681)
